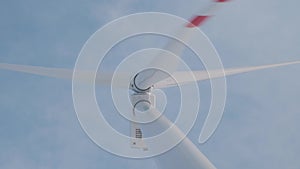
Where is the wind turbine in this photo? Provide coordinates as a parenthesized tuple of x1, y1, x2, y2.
(1, 0, 300, 168)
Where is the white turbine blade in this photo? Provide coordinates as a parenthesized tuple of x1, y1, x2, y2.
(0, 63, 73, 79)
(142, 108, 216, 169)
(134, 0, 230, 90)
(155, 60, 300, 88)
(133, 29, 193, 90)
(155, 135, 216, 169)
(0, 63, 130, 87)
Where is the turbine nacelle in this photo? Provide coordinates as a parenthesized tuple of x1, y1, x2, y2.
(129, 92, 156, 151)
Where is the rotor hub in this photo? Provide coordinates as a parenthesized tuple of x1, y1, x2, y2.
(130, 73, 153, 94)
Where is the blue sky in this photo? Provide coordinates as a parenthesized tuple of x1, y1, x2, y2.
(1, 0, 300, 168)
